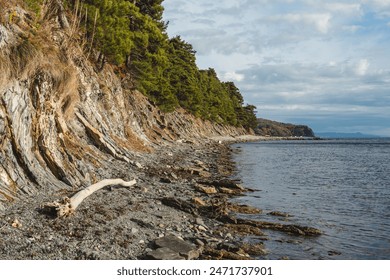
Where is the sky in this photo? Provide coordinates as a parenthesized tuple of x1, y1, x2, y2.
(162, 0, 390, 136)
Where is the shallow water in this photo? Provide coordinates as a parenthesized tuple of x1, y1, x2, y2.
(232, 139, 390, 259)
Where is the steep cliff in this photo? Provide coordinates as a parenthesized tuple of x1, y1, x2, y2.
(0, 2, 247, 210)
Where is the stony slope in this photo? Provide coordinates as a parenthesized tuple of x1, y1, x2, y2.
(0, 2, 324, 261)
(0, 2, 248, 211)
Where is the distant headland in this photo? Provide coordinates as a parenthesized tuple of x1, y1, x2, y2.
(255, 118, 315, 138)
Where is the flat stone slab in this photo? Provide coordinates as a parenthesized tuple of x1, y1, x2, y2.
(147, 247, 185, 260)
(219, 187, 235, 194)
(192, 197, 207, 206)
(155, 234, 200, 260)
(195, 184, 218, 194)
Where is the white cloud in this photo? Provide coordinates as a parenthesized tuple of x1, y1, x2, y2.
(362, 0, 390, 18)
(313, 14, 332, 33)
(269, 13, 332, 34)
(221, 71, 245, 82)
(259, 104, 377, 113)
(342, 25, 362, 32)
(363, 0, 390, 8)
(355, 59, 370, 76)
(325, 3, 362, 14)
(163, 0, 390, 135)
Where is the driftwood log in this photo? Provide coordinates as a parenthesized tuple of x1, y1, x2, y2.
(43, 179, 137, 217)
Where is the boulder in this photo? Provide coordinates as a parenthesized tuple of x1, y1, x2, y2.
(228, 203, 262, 214)
(212, 180, 246, 191)
(186, 168, 211, 178)
(155, 234, 200, 260)
(195, 184, 218, 194)
(147, 247, 185, 260)
(192, 197, 207, 206)
(268, 211, 291, 218)
(219, 187, 235, 194)
(161, 197, 198, 215)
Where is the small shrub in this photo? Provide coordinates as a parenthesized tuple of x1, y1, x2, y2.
(23, 0, 44, 16)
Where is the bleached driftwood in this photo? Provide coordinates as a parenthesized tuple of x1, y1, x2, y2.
(43, 178, 137, 217)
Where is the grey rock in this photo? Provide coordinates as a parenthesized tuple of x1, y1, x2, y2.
(268, 211, 292, 218)
(195, 218, 205, 226)
(147, 247, 186, 260)
(328, 250, 342, 256)
(80, 249, 105, 260)
(195, 239, 205, 246)
(160, 178, 172, 184)
(198, 225, 207, 232)
(155, 234, 200, 260)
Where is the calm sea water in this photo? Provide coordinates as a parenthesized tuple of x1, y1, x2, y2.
(231, 139, 390, 260)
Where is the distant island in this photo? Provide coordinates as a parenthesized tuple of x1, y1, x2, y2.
(315, 132, 382, 139)
(255, 120, 384, 139)
(255, 118, 315, 137)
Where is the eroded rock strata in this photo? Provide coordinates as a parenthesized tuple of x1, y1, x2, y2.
(0, 3, 246, 210)
(0, 2, 320, 259)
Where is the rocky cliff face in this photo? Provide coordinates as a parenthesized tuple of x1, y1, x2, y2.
(255, 118, 315, 138)
(0, 2, 247, 210)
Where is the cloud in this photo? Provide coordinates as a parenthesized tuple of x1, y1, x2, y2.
(181, 28, 224, 38)
(363, 0, 390, 8)
(266, 13, 332, 34)
(221, 71, 245, 82)
(163, 0, 390, 135)
(362, 0, 390, 18)
(324, 3, 362, 15)
(342, 25, 362, 32)
(234, 60, 390, 122)
(355, 59, 370, 76)
(191, 18, 216, 25)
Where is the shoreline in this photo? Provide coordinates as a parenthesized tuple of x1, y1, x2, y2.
(0, 137, 320, 260)
(211, 135, 321, 143)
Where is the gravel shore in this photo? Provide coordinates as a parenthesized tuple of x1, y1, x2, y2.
(0, 137, 320, 260)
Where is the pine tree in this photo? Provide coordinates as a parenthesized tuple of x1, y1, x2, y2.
(134, 0, 165, 24)
(82, 0, 134, 65)
(166, 36, 202, 115)
(59, 0, 257, 126)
